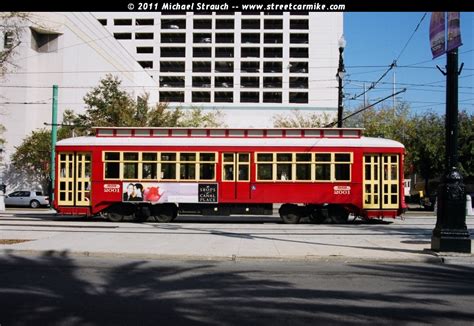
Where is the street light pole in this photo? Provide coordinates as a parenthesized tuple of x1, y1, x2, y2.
(337, 35, 346, 128)
(431, 48, 471, 253)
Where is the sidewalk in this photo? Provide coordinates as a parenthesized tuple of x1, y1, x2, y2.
(1, 209, 473, 264)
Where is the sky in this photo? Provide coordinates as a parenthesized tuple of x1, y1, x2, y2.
(343, 12, 474, 116)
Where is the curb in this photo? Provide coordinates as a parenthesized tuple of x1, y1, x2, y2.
(0, 248, 446, 264)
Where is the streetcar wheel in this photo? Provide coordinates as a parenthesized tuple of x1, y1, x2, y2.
(152, 204, 177, 223)
(30, 200, 40, 208)
(279, 204, 301, 224)
(329, 205, 349, 224)
(107, 212, 124, 222)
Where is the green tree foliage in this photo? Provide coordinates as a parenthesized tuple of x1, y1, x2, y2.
(344, 103, 413, 142)
(458, 110, 474, 178)
(273, 110, 333, 128)
(404, 112, 445, 194)
(74, 74, 224, 131)
(11, 129, 52, 190)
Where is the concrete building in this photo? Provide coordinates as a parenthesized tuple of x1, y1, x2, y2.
(93, 12, 343, 127)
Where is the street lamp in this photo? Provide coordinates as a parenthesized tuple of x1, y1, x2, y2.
(336, 35, 346, 128)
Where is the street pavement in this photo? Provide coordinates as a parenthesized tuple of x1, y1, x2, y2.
(0, 208, 473, 264)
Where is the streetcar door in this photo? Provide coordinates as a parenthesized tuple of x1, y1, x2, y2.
(57, 152, 91, 206)
(363, 154, 399, 209)
(221, 152, 251, 200)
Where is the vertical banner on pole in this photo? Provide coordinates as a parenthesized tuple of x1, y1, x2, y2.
(447, 12, 462, 52)
(429, 12, 446, 59)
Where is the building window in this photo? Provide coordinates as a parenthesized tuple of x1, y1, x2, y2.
(215, 92, 233, 103)
(264, 48, 283, 58)
(290, 48, 309, 58)
(264, 19, 283, 29)
(194, 19, 212, 29)
(216, 33, 234, 43)
(193, 33, 211, 43)
(114, 33, 132, 40)
(215, 61, 234, 73)
(241, 92, 259, 103)
(216, 19, 234, 29)
(192, 76, 211, 88)
(289, 92, 308, 103)
(160, 92, 185, 102)
(290, 33, 309, 44)
(136, 33, 154, 40)
(192, 92, 211, 103)
(263, 77, 282, 88)
(136, 19, 154, 25)
(137, 47, 154, 54)
(215, 76, 233, 88)
(193, 61, 211, 73)
(161, 47, 185, 57)
(241, 77, 259, 88)
(264, 33, 283, 44)
(193, 47, 211, 58)
(138, 61, 153, 69)
(160, 76, 185, 88)
(263, 92, 282, 103)
(242, 33, 260, 44)
(161, 33, 185, 43)
(241, 48, 260, 58)
(161, 19, 185, 29)
(289, 62, 308, 73)
(114, 19, 132, 25)
(160, 61, 185, 72)
(97, 19, 107, 26)
(215, 47, 234, 58)
(242, 19, 260, 29)
(290, 20, 309, 29)
(264, 62, 282, 73)
(290, 77, 308, 89)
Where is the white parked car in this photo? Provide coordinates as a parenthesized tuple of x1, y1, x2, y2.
(4, 190, 50, 208)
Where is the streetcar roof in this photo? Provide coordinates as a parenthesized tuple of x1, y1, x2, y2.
(56, 136, 404, 149)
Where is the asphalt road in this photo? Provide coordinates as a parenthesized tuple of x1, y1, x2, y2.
(0, 254, 473, 325)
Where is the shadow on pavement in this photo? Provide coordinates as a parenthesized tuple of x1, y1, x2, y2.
(0, 251, 474, 325)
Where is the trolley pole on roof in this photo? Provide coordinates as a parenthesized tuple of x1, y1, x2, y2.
(50, 85, 58, 201)
(431, 48, 471, 253)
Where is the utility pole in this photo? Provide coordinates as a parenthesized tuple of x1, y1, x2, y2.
(431, 48, 471, 253)
(50, 85, 58, 201)
(336, 35, 346, 128)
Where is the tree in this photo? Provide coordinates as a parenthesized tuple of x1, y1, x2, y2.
(74, 74, 225, 131)
(10, 129, 52, 190)
(458, 110, 474, 179)
(0, 12, 30, 77)
(75, 74, 137, 129)
(273, 110, 334, 128)
(404, 112, 445, 194)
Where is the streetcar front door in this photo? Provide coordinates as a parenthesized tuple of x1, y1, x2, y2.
(57, 152, 91, 206)
(221, 152, 251, 201)
(363, 154, 399, 209)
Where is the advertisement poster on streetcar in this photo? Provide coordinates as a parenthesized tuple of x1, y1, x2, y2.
(122, 182, 218, 204)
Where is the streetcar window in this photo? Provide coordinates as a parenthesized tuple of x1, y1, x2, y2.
(296, 164, 311, 180)
(105, 152, 119, 160)
(276, 153, 292, 180)
(315, 164, 331, 180)
(105, 162, 120, 179)
(257, 164, 273, 180)
(334, 153, 351, 181)
(161, 163, 176, 180)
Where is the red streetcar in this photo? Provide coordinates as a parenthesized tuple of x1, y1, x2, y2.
(53, 127, 406, 223)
